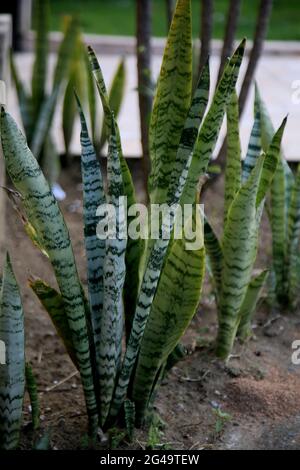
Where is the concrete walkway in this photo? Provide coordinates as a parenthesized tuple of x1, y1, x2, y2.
(9, 39, 300, 161)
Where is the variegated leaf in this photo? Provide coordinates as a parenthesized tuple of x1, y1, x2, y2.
(1, 110, 98, 436)
(0, 254, 25, 450)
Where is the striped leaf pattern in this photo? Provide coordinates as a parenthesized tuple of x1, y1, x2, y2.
(99, 58, 126, 151)
(87, 46, 136, 206)
(99, 116, 127, 424)
(83, 48, 99, 149)
(166, 59, 210, 205)
(256, 92, 286, 228)
(286, 164, 300, 305)
(0, 254, 25, 450)
(216, 117, 285, 359)
(256, 117, 287, 208)
(25, 362, 40, 430)
(242, 101, 261, 182)
(145, 58, 210, 271)
(203, 215, 223, 297)
(181, 39, 245, 205)
(149, 0, 192, 204)
(270, 157, 287, 300)
(237, 270, 268, 342)
(88, 46, 143, 338)
(76, 94, 106, 380)
(0, 110, 98, 436)
(132, 209, 205, 424)
(224, 90, 241, 223)
(110, 115, 198, 418)
(216, 155, 265, 359)
(255, 88, 292, 304)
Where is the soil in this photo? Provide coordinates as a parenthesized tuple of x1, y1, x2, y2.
(4, 160, 300, 450)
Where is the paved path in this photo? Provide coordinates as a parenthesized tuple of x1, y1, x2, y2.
(9, 44, 300, 161)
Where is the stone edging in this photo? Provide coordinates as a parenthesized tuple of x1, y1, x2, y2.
(24, 31, 300, 57)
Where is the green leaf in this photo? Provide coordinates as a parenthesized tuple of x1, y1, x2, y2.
(237, 270, 268, 342)
(75, 94, 106, 381)
(29, 279, 78, 368)
(87, 46, 136, 207)
(144, 58, 210, 267)
(110, 111, 199, 420)
(242, 98, 261, 182)
(63, 31, 87, 156)
(124, 399, 135, 441)
(99, 116, 127, 425)
(166, 58, 210, 205)
(25, 362, 40, 430)
(88, 46, 143, 341)
(203, 215, 223, 298)
(256, 117, 287, 208)
(269, 158, 287, 300)
(181, 39, 246, 205)
(255, 86, 291, 304)
(224, 89, 241, 224)
(0, 254, 25, 450)
(99, 58, 126, 150)
(1, 109, 98, 437)
(165, 343, 187, 373)
(149, 0, 192, 204)
(287, 164, 300, 306)
(216, 155, 265, 359)
(132, 208, 205, 424)
(83, 49, 99, 147)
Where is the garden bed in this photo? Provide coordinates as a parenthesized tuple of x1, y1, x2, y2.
(6, 162, 300, 450)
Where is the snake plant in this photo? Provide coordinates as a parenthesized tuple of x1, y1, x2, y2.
(0, 253, 41, 449)
(255, 87, 300, 309)
(1, 0, 245, 436)
(204, 89, 286, 359)
(0, 255, 25, 449)
(10, 0, 78, 184)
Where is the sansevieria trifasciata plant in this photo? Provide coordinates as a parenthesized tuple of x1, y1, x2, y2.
(0, 255, 44, 449)
(204, 89, 287, 359)
(0, 255, 25, 450)
(1, 0, 245, 437)
(255, 87, 300, 309)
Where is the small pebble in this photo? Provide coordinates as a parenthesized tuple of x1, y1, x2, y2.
(210, 400, 220, 409)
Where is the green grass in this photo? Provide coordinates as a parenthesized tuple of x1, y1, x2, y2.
(49, 0, 300, 41)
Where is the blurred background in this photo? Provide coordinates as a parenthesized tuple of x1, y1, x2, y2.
(48, 0, 300, 40)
